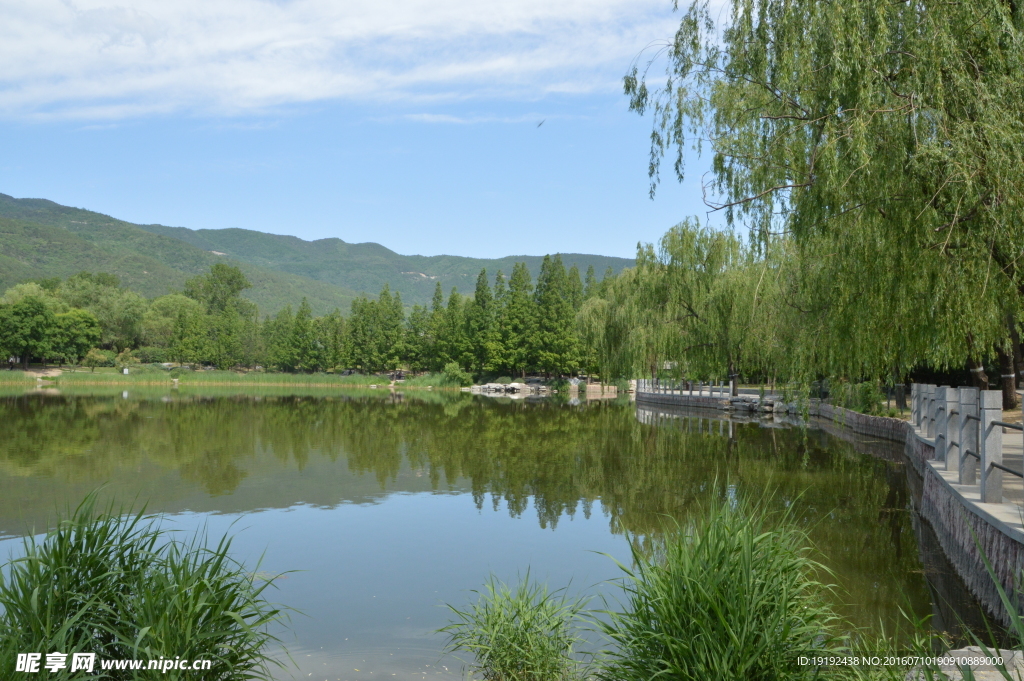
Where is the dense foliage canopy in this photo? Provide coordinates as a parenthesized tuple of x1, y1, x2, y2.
(0, 260, 603, 378)
(587, 0, 1024, 402)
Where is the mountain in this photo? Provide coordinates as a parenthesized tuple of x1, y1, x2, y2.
(0, 195, 361, 315)
(0, 193, 635, 312)
(134, 226, 634, 306)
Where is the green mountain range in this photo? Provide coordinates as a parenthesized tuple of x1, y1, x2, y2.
(0, 193, 634, 314)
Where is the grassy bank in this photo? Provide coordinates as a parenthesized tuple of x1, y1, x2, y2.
(45, 367, 463, 390)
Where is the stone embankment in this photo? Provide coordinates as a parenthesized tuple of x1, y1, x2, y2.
(636, 382, 1024, 628)
(466, 382, 618, 398)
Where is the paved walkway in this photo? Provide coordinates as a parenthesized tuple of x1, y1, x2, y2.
(913, 421, 1024, 538)
(997, 421, 1024, 508)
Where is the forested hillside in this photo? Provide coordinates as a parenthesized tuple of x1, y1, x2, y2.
(0, 196, 361, 315)
(0, 193, 633, 310)
(138, 222, 633, 307)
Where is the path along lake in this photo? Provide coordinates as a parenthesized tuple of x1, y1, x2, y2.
(0, 388, 988, 680)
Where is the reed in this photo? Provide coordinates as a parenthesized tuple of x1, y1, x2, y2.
(0, 493, 287, 680)
(596, 497, 845, 681)
(440, 573, 589, 681)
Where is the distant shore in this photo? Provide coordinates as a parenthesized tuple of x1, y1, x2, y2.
(0, 367, 461, 390)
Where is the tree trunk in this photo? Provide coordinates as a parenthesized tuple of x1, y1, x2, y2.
(997, 345, 1019, 409)
(968, 356, 989, 390)
(1011, 321, 1024, 389)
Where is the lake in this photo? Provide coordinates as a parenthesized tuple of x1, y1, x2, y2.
(0, 388, 984, 680)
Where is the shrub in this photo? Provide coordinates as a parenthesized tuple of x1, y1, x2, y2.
(597, 497, 842, 681)
(82, 348, 115, 371)
(495, 376, 513, 385)
(114, 349, 137, 368)
(0, 494, 288, 680)
(442, 362, 474, 387)
(134, 346, 169, 364)
(440, 574, 588, 681)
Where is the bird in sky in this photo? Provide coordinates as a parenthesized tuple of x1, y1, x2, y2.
(537, 119, 545, 128)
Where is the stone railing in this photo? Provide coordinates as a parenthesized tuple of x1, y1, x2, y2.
(911, 383, 1022, 503)
(635, 378, 732, 398)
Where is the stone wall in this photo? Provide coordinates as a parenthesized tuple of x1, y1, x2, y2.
(807, 400, 912, 442)
(906, 436, 1024, 626)
(635, 387, 1023, 625)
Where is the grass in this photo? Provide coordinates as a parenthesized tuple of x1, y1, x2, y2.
(439, 573, 589, 681)
(47, 367, 468, 390)
(596, 497, 846, 681)
(401, 372, 462, 388)
(0, 371, 35, 385)
(442, 494, 911, 681)
(0, 493, 288, 680)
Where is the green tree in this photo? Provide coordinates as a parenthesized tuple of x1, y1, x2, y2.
(57, 273, 146, 352)
(533, 255, 579, 376)
(404, 305, 432, 372)
(0, 298, 56, 369)
(465, 269, 498, 373)
(143, 295, 205, 348)
(264, 306, 296, 371)
(170, 308, 208, 365)
(291, 299, 317, 372)
(184, 263, 254, 315)
(583, 265, 598, 300)
(52, 309, 102, 366)
(626, 0, 1024, 401)
(504, 264, 536, 377)
(436, 288, 469, 372)
(566, 265, 584, 312)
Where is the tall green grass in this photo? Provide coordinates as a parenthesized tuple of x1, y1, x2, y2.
(0, 493, 288, 680)
(401, 372, 462, 388)
(0, 372, 35, 385)
(597, 498, 843, 681)
(440, 574, 589, 681)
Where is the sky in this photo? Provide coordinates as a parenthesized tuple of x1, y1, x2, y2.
(0, 0, 722, 260)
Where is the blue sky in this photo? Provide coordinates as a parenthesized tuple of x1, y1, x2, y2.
(0, 0, 722, 260)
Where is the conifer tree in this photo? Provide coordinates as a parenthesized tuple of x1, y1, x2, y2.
(265, 306, 296, 371)
(505, 263, 536, 377)
(583, 265, 598, 300)
(567, 265, 584, 312)
(466, 269, 497, 373)
(490, 271, 509, 374)
(291, 298, 316, 372)
(533, 255, 579, 376)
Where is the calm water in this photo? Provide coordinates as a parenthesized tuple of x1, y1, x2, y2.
(0, 388, 965, 680)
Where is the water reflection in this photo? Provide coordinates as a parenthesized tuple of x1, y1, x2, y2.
(0, 390, 934, 636)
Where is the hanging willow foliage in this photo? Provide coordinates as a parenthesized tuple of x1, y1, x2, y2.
(614, 0, 1024, 385)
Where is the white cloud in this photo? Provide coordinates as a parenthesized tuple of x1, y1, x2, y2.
(0, 0, 680, 120)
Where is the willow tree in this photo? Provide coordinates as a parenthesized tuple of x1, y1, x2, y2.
(627, 0, 1024, 404)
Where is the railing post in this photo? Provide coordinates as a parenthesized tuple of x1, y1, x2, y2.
(959, 387, 979, 484)
(980, 390, 1003, 503)
(911, 384, 918, 427)
(935, 387, 950, 463)
(929, 385, 937, 438)
(944, 387, 960, 472)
